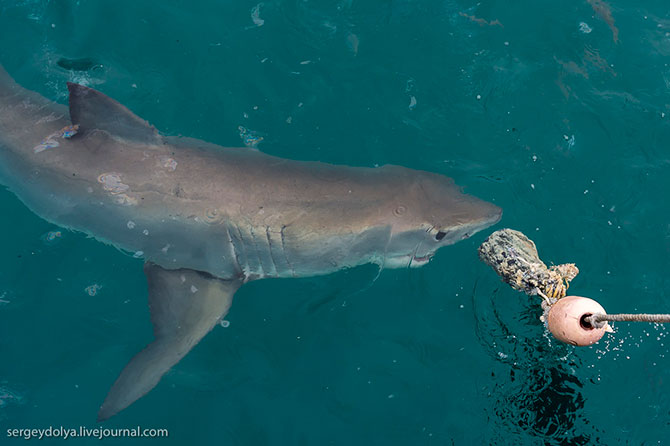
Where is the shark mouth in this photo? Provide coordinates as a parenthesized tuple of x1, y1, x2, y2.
(410, 253, 434, 266)
(382, 252, 434, 269)
(382, 240, 435, 269)
(407, 238, 434, 267)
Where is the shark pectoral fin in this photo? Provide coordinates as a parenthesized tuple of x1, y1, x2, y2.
(97, 263, 242, 421)
(67, 82, 162, 144)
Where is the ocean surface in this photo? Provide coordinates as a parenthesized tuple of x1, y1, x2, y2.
(1, 0, 670, 444)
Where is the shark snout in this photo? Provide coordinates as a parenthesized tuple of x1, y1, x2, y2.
(431, 201, 501, 244)
(488, 206, 503, 225)
(458, 202, 502, 240)
(478, 204, 503, 232)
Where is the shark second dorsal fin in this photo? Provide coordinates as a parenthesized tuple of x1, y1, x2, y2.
(67, 82, 162, 144)
(97, 263, 242, 421)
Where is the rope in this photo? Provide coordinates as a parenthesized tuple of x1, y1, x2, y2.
(585, 313, 670, 329)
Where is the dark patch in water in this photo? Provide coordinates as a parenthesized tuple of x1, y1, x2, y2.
(477, 174, 506, 183)
(57, 57, 101, 72)
(473, 286, 603, 444)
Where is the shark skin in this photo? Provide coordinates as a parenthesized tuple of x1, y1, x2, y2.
(0, 65, 502, 420)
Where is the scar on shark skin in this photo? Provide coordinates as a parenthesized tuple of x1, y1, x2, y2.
(97, 172, 138, 206)
(114, 194, 139, 206)
(33, 124, 79, 153)
(98, 172, 130, 194)
(160, 156, 178, 172)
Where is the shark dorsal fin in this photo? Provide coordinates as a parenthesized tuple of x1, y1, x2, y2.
(67, 82, 161, 144)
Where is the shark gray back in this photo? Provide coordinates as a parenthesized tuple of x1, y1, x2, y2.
(0, 65, 501, 420)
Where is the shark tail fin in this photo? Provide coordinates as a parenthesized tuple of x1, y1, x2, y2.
(97, 263, 241, 421)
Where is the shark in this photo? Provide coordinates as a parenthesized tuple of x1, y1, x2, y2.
(0, 65, 501, 420)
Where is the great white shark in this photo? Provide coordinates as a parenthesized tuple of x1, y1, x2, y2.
(0, 65, 501, 420)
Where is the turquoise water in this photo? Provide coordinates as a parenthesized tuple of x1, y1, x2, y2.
(1, 0, 670, 444)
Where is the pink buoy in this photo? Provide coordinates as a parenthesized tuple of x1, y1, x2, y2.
(546, 296, 613, 346)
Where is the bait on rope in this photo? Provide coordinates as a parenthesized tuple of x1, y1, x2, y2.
(478, 229, 670, 346)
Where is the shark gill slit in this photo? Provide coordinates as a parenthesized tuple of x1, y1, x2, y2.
(242, 224, 259, 276)
(224, 223, 243, 276)
(233, 224, 251, 277)
(248, 225, 268, 277)
(408, 241, 422, 268)
(380, 228, 393, 270)
(263, 226, 280, 277)
(279, 225, 296, 277)
(238, 223, 262, 277)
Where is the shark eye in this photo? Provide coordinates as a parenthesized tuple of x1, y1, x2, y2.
(435, 231, 446, 241)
